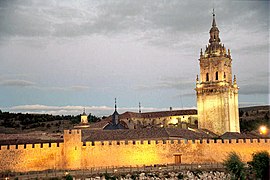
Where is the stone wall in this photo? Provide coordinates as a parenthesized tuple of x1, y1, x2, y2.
(80, 138, 270, 168)
(0, 142, 64, 172)
(0, 130, 269, 172)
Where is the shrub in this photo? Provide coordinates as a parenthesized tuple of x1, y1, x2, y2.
(223, 152, 246, 180)
(248, 151, 269, 180)
(177, 172, 184, 179)
(65, 174, 73, 180)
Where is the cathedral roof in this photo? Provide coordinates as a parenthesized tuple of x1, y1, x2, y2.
(120, 109, 197, 119)
(82, 128, 213, 142)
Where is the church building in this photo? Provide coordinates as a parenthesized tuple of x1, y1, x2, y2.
(195, 11, 240, 135)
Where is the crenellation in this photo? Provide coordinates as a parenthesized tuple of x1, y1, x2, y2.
(111, 141, 117, 145)
(9, 145, 16, 150)
(202, 139, 208, 143)
(95, 141, 102, 146)
(119, 140, 126, 145)
(1, 145, 7, 150)
(43, 143, 49, 148)
(238, 139, 244, 143)
(180, 139, 187, 144)
(17, 144, 24, 150)
(26, 144, 32, 148)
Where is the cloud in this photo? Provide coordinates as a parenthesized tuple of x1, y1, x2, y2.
(136, 76, 194, 91)
(0, 79, 35, 87)
(70, 85, 90, 91)
(6, 104, 195, 116)
(238, 72, 269, 95)
(239, 101, 268, 108)
(35, 85, 91, 91)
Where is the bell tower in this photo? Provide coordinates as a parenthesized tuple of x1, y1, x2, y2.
(195, 10, 240, 135)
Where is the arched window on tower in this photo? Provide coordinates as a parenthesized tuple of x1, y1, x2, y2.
(216, 72, 218, 80)
(206, 73, 209, 81)
(224, 72, 226, 79)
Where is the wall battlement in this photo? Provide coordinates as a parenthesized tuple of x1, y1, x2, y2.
(64, 129, 81, 135)
(0, 142, 63, 151)
(0, 138, 269, 151)
(0, 136, 269, 172)
(81, 138, 270, 147)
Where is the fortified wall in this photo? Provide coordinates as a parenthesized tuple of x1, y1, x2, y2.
(0, 129, 269, 172)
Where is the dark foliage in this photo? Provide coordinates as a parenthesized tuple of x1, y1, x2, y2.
(223, 152, 246, 180)
(248, 151, 269, 180)
(0, 111, 100, 129)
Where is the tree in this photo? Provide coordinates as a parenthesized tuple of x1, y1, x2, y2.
(248, 151, 269, 180)
(223, 152, 246, 180)
(239, 110, 244, 117)
(65, 174, 73, 180)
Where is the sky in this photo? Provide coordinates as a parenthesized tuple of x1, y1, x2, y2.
(0, 0, 269, 116)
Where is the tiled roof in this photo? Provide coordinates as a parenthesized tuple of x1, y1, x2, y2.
(165, 128, 213, 139)
(88, 120, 110, 129)
(0, 133, 63, 145)
(82, 127, 212, 142)
(220, 132, 260, 139)
(120, 109, 197, 119)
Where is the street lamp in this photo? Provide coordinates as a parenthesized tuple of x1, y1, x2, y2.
(259, 125, 268, 135)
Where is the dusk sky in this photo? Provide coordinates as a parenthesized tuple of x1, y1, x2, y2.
(0, 0, 269, 116)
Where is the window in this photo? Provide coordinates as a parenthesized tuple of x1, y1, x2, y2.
(224, 72, 226, 78)
(206, 73, 209, 81)
(216, 72, 218, 80)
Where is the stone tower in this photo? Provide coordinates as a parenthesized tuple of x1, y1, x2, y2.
(195, 11, 240, 135)
(81, 108, 88, 124)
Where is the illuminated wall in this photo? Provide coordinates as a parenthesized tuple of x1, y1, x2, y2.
(0, 130, 269, 172)
(0, 143, 64, 172)
(81, 115, 88, 124)
(121, 114, 198, 129)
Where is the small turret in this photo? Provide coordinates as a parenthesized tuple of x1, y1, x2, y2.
(80, 108, 88, 124)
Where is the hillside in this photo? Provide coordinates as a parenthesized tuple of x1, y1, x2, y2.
(0, 105, 269, 134)
(239, 105, 269, 132)
(0, 111, 101, 134)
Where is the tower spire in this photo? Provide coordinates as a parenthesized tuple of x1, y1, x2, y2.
(114, 98, 117, 111)
(139, 102, 141, 113)
(212, 8, 216, 27)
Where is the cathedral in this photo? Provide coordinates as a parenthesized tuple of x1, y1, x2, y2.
(0, 11, 268, 173)
(195, 11, 240, 135)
